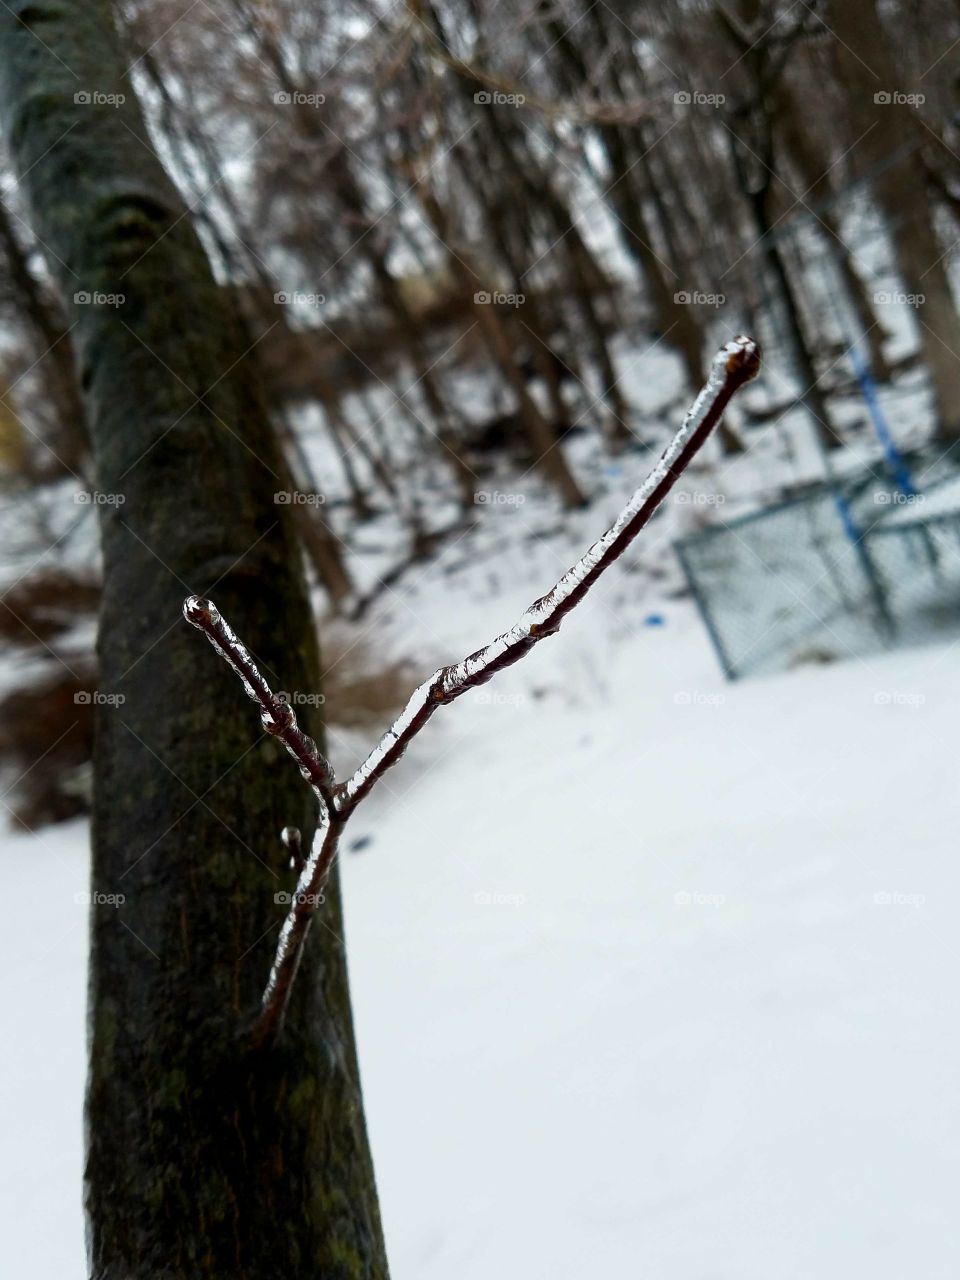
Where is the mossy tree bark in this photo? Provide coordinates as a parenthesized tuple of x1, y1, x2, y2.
(0, 3, 388, 1277)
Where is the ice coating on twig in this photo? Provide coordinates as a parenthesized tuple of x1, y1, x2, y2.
(182, 595, 336, 812)
(183, 336, 760, 1044)
(182, 597, 264, 706)
(259, 812, 341, 1033)
(337, 335, 760, 811)
(445, 336, 759, 682)
(335, 676, 440, 809)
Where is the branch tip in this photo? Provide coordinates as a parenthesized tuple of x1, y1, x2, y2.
(182, 594, 220, 629)
(721, 333, 762, 383)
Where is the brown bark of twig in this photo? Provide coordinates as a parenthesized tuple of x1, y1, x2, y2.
(186, 336, 761, 1045)
(182, 597, 336, 816)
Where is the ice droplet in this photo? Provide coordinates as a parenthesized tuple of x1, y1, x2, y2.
(183, 595, 220, 628)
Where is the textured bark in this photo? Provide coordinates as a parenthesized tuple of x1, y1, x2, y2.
(0, 3, 387, 1277)
(716, 1, 844, 452)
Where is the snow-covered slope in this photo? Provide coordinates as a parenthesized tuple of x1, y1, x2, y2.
(3, 566, 959, 1277)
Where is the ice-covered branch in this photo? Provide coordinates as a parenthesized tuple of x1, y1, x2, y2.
(185, 335, 760, 1044)
(334, 335, 761, 813)
(255, 810, 346, 1046)
(182, 596, 336, 816)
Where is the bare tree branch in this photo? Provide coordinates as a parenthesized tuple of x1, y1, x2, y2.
(181, 597, 336, 815)
(408, 7, 655, 126)
(185, 334, 761, 1044)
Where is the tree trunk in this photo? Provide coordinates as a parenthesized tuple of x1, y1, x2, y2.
(723, 91, 844, 452)
(0, 3, 388, 1277)
(418, 185, 587, 508)
(770, 82, 892, 380)
(540, 7, 709, 396)
(826, 0, 960, 440)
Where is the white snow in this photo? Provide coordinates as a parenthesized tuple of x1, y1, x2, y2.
(0, 818, 88, 1279)
(3, 574, 960, 1278)
(343, 603, 960, 1280)
(2, 278, 958, 1276)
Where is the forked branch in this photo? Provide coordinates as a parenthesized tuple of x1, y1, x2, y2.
(185, 335, 761, 1044)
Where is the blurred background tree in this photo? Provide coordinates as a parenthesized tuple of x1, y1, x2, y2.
(0, 0, 957, 813)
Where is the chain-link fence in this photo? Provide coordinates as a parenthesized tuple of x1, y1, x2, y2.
(675, 449, 960, 679)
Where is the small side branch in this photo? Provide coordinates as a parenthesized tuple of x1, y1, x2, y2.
(255, 810, 345, 1047)
(185, 335, 760, 1044)
(182, 597, 336, 816)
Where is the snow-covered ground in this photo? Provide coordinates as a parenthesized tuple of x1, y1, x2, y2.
(3, 221, 959, 1273)
(3, 537, 960, 1276)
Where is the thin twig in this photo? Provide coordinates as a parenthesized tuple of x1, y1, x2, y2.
(255, 810, 345, 1046)
(181, 597, 336, 815)
(334, 336, 761, 814)
(185, 335, 761, 1044)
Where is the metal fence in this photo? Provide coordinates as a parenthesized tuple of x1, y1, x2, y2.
(675, 450, 960, 679)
